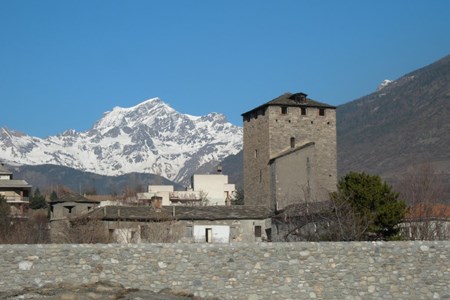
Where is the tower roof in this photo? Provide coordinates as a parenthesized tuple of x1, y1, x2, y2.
(242, 92, 336, 117)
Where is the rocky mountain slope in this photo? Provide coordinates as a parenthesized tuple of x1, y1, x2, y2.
(0, 98, 243, 185)
(337, 54, 450, 180)
(217, 55, 450, 200)
(11, 164, 182, 195)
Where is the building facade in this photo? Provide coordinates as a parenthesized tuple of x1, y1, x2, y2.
(242, 92, 337, 210)
(0, 164, 31, 217)
(137, 174, 236, 206)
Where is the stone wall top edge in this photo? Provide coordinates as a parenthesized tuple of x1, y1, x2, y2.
(0, 241, 449, 250)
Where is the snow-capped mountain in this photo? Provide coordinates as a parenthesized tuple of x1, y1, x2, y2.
(377, 79, 392, 91)
(0, 98, 243, 185)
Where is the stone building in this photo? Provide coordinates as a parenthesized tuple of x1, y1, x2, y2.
(88, 205, 273, 243)
(242, 92, 337, 211)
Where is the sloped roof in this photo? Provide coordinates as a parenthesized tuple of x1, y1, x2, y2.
(90, 205, 274, 221)
(405, 204, 450, 221)
(50, 191, 100, 204)
(242, 92, 336, 116)
(269, 142, 315, 164)
(0, 179, 32, 189)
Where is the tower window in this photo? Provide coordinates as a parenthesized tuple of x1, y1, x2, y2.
(319, 108, 325, 116)
(281, 107, 288, 115)
(290, 137, 295, 148)
(254, 149, 258, 158)
(301, 107, 307, 115)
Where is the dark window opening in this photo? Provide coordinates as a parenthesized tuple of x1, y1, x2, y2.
(319, 108, 325, 116)
(64, 206, 75, 214)
(301, 107, 307, 115)
(281, 107, 288, 115)
(265, 228, 272, 242)
(255, 226, 262, 238)
(205, 228, 212, 243)
(254, 149, 258, 158)
(290, 137, 295, 148)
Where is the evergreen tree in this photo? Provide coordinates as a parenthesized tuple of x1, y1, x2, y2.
(50, 190, 58, 201)
(331, 172, 407, 240)
(0, 195, 11, 239)
(29, 188, 47, 209)
(231, 189, 245, 205)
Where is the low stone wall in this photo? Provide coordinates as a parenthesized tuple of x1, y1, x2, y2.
(1, 242, 449, 299)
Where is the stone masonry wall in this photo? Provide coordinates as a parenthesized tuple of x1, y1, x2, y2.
(1, 241, 449, 299)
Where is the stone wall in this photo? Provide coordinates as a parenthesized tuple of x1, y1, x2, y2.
(243, 102, 337, 209)
(1, 242, 449, 299)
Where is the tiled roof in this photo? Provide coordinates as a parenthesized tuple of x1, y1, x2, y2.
(405, 204, 450, 220)
(242, 92, 336, 116)
(90, 205, 274, 221)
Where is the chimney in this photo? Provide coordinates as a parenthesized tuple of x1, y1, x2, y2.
(289, 92, 308, 103)
(151, 196, 162, 210)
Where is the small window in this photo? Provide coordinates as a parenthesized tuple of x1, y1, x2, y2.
(290, 137, 295, 148)
(255, 226, 262, 238)
(301, 107, 307, 115)
(281, 107, 288, 115)
(319, 108, 325, 116)
(185, 226, 193, 238)
(64, 206, 75, 214)
(254, 149, 258, 158)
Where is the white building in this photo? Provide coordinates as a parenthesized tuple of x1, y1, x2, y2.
(191, 174, 235, 205)
(137, 174, 236, 206)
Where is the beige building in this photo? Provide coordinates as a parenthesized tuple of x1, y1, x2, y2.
(242, 92, 337, 211)
(137, 174, 236, 206)
(0, 164, 31, 217)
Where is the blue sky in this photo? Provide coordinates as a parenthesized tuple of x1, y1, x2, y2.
(1, 1, 449, 138)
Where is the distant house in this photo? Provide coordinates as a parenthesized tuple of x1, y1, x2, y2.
(400, 204, 450, 240)
(0, 164, 31, 218)
(88, 205, 273, 243)
(137, 173, 236, 206)
(49, 191, 100, 221)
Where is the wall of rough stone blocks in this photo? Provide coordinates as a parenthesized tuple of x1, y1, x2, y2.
(243, 104, 337, 209)
(1, 241, 449, 299)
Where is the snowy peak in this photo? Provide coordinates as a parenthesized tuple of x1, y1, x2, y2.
(93, 97, 174, 131)
(377, 79, 393, 91)
(0, 97, 243, 185)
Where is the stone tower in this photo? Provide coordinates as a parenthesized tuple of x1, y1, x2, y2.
(242, 92, 337, 211)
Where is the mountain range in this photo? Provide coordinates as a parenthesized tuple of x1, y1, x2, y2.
(0, 98, 242, 186)
(215, 54, 450, 199)
(1, 55, 449, 200)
